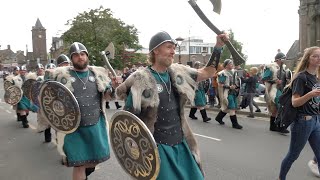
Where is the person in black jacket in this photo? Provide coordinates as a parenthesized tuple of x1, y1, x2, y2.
(278, 46, 320, 180)
(241, 67, 261, 118)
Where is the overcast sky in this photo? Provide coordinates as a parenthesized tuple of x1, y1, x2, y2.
(1, 0, 299, 64)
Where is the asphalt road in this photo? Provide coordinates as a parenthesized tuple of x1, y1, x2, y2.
(0, 79, 318, 180)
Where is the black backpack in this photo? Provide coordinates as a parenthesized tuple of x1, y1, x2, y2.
(275, 73, 307, 131)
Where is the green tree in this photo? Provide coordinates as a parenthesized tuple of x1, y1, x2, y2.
(62, 6, 146, 70)
(220, 29, 247, 68)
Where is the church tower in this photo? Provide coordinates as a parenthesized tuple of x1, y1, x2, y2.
(32, 18, 47, 67)
(299, 0, 320, 51)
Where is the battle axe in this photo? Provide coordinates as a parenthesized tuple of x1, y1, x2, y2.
(100, 42, 117, 77)
(188, 0, 245, 66)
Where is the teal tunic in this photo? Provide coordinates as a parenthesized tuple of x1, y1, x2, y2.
(63, 70, 110, 167)
(262, 68, 282, 109)
(17, 95, 38, 112)
(125, 66, 204, 180)
(194, 84, 206, 107)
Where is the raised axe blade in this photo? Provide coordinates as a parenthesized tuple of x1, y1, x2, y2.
(210, 0, 222, 14)
(104, 42, 115, 59)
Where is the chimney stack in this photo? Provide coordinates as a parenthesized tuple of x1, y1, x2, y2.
(7, 45, 10, 50)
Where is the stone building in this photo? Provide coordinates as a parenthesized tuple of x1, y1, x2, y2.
(285, 0, 320, 69)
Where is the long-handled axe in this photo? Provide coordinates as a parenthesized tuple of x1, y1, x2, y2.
(188, 0, 245, 67)
(100, 42, 117, 77)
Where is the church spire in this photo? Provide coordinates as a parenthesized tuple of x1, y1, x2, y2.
(33, 18, 45, 30)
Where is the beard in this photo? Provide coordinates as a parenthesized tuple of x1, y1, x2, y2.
(73, 60, 88, 70)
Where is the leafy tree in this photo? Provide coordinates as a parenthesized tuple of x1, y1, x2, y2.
(62, 6, 146, 70)
(220, 29, 247, 68)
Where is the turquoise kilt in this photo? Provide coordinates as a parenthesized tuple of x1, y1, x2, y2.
(194, 89, 206, 107)
(63, 115, 110, 167)
(157, 139, 204, 180)
(227, 94, 238, 109)
(17, 95, 38, 112)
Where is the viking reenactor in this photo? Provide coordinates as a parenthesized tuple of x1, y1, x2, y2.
(34, 63, 52, 142)
(56, 54, 71, 67)
(16, 66, 38, 128)
(262, 52, 290, 133)
(214, 59, 243, 129)
(189, 61, 212, 122)
(5, 66, 23, 122)
(116, 31, 220, 179)
(46, 42, 113, 180)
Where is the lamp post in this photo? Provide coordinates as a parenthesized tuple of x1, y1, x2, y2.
(175, 37, 184, 64)
(201, 51, 207, 64)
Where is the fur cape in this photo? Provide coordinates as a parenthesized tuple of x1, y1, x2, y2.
(264, 63, 279, 114)
(217, 69, 239, 112)
(51, 66, 112, 162)
(6, 74, 23, 88)
(116, 63, 204, 174)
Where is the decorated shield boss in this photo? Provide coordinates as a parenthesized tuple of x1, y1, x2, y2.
(22, 79, 36, 100)
(39, 81, 80, 134)
(4, 85, 23, 105)
(30, 81, 42, 107)
(110, 110, 160, 180)
(3, 80, 13, 90)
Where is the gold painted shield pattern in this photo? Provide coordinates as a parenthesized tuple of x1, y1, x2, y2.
(22, 79, 36, 100)
(30, 81, 42, 107)
(39, 81, 80, 134)
(3, 80, 13, 90)
(4, 85, 23, 105)
(110, 110, 160, 180)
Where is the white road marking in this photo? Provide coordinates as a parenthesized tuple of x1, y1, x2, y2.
(194, 133, 221, 142)
(5, 110, 11, 114)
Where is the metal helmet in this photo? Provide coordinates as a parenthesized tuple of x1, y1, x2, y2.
(194, 61, 201, 69)
(37, 63, 45, 70)
(56, 54, 71, 66)
(149, 31, 177, 53)
(69, 42, 88, 59)
(45, 63, 56, 70)
(274, 52, 286, 61)
(223, 59, 233, 67)
(13, 66, 20, 71)
(20, 64, 27, 71)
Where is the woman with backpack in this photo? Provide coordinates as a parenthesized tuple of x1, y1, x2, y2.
(278, 46, 320, 180)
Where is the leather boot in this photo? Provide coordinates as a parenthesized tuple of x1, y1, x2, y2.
(21, 115, 29, 128)
(269, 116, 278, 131)
(230, 115, 243, 129)
(115, 102, 122, 109)
(44, 128, 52, 143)
(200, 109, 211, 122)
(215, 111, 226, 125)
(189, 108, 198, 120)
(16, 113, 21, 122)
(106, 102, 110, 109)
(85, 167, 96, 179)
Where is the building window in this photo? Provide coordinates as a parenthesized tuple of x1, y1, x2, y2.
(190, 46, 202, 54)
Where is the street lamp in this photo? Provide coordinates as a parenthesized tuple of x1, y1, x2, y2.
(201, 51, 207, 64)
(175, 37, 184, 64)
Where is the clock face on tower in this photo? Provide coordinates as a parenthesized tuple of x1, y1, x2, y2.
(38, 35, 42, 38)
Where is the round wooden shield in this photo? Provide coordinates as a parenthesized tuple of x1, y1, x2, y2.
(110, 110, 160, 180)
(39, 81, 80, 134)
(3, 80, 13, 90)
(30, 81, 42, 107)
(4, 85, 23, 105)
(21, 79, 36, 100)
